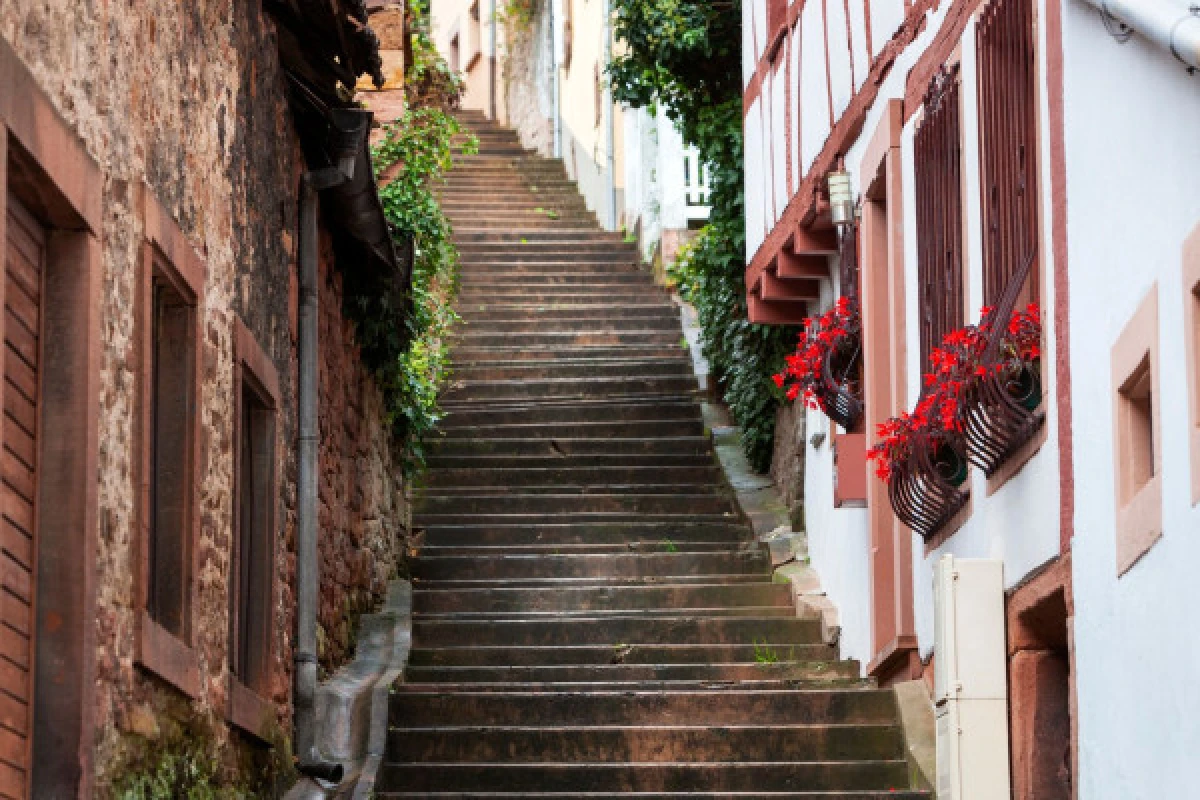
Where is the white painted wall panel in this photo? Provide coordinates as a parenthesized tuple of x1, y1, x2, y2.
(1063, 2, 1200, 796)
(871, 0, 905, 59)
(744, 97, 765, 260)
(825, 0, 855, 119)
(752, 0, 768, 63)
(848, 0, 871, 91)
(772, 60, 789, 222)
(743, 0, 757, 88)
(800, 0, 831, 173)
(789, 23, 802, 194)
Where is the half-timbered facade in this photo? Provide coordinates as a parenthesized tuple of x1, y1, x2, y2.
(745, 0, 1200, 795)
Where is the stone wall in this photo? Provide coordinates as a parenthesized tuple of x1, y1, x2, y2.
(770, 400, 807, 522)
(1, 0, 409, 792)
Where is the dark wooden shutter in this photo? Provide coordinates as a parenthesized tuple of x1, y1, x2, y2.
(2, 194, 44, 799)
(977, 0, 1039, 307)
(914, 65, 965, 370)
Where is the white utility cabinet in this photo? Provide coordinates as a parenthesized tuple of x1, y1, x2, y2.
(932, 555, 1011, 799)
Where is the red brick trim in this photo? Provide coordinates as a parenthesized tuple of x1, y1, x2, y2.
(235, 320, 281, 409)
(1044, 0, 1074, 553)
(136, 611, 201, 698)
(1, 35, 103, 799)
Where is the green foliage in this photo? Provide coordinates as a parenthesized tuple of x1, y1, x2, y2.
(405, 0, 467, 109)
(497, 0, 539, 32)
(367, 106, 476, 474)
(609, 0, 797, 473)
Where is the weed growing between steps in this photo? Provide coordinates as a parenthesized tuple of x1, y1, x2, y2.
(609, 0, 799, 473)
(357, 6, 478, 474)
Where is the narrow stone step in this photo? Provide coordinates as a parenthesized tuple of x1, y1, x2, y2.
(448, 345, 690, 364)
(378, 792, 928, 799)
(409, 643, 840, 667)
(421, 465, 719, 487)
(425, 436, 713, 458)
(411, 573, 770, 589)
(440, 376, 700, 403)
(451, 360, 695, 382)
(388, 720, 895, 762)
(417, 522, 750, 547)
(416, 542, 753, 556)
(411, 584, 788, 615)
(414, 492, 734, 516)
(412, 551, 768, 581)
(410, 617, 825, 648)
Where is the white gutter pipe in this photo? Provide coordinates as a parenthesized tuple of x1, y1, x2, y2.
(1085, 0, 1200, 71)
(549, 0, 563, 158)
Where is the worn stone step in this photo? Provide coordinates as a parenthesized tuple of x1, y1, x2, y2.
(378, 792, 927, 799)
(451, 360, 694, 382)
(439, 397, 699, 424)
(454, 309, 679, 326)
(432, 426, 706, 447)
(412, 585, 787, 615)
(459, 284, 663, 297)
(453, 230, 627, 243)
(441, 376, 699, 403)
(409, 642, 840, 667)
(410, 617, 824, 648)
(414, 608, 798, 622)
(416, 542, 752, 557)
(422, 465, 719, 488)
(456, 241, 639, 254)
(426, 436, 713, 458)
(448, 345, 689, 365)
(388, 719, 894, 764)
(411, 552, 767, 582)
(418, 522, 749, 547)
(423, 454, 720, 471)
(459, 273, 655, 287)
(415, 492, 733, 516)
(416, 512, 744, 528)
(411, 573, 770, 589)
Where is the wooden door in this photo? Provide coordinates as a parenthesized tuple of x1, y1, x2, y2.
(1, 194, 43, 799)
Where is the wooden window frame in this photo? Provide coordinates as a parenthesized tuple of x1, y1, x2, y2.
(1182, 222, 1200, 504)
(135, 186, 205, 699)
(2, 36, 104, 798)
(1111, 286, 1162, 577)
(227, 319, 280, 742)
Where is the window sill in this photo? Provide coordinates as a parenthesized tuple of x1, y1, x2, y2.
(227, 677, 277, 744)
(136, 611, 200, 698)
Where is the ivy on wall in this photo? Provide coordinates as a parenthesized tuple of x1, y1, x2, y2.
(608, 0, 797, 472)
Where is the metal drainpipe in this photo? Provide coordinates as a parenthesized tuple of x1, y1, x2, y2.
(603, 0, 617, 231)
(1085, 0, 1200, 71)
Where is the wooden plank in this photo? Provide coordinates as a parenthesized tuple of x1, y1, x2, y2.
(0, 725, 25, 770)
(2, 388, 33, 443)
(0, 592, 30, 638)
(2, 313, 35, 372)
(0, 628, 27, 672)
(1, 427, 33, 476)
(0, 490, 32, 539)
(0, 523, 29, 572)
(0, 558, 29, 606)
(3, 356, 35, 410)
(1, 454, 33, 508)
(0, 658, 26, 705)
(2, 250, 37, 305)
(2, 279, 36, 343)
(0, 691, 26, 738)
(0, 758, 24, 800)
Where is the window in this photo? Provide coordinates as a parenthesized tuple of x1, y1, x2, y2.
(914, 65, 965, 371)
(146, 270, 197, 637)
(136, 188, 205, 697)
(1111, 287, 1161, 577)
(228, 320, 280, 739)
(450, 33, 461, 73)
(977, 0, 1039, 308)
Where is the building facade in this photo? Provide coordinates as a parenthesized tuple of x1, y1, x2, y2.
(0, 0, 411, 795)
(744, 0, 1199, 796)
(431, 0, 710, 262)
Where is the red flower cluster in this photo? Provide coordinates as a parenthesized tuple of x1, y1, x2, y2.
(772, 296, 861, 411)
(866, 303, 1042, 482)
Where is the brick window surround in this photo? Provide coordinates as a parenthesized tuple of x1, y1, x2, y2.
(2, 38, 104, 798)
(135, 186, 205, 698)
(228, 319, 280, 741)
(1182, 222, 1200, 504)
(1111, 285, 1162, 577)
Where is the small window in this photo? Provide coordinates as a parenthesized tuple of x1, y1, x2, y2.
(231, 378, 276, 691)
(450, 34, 461, 73)
(1111, 287, 1161, 576)
(147, 265, 197, 639)
(1117, 358, 1154, 503)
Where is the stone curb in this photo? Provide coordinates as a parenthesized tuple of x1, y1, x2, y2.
(284, 580, 413, 800)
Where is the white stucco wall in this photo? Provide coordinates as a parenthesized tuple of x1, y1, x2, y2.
(1062, 2, 1200, 796)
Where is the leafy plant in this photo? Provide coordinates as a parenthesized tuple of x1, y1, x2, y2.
(753, 640, 780, 665)
(609, 0, 797, 472)
(660, 538, 679, 553)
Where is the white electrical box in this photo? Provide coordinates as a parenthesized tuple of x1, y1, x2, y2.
(933, 555, 1011, 800)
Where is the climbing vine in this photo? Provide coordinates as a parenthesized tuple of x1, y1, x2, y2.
(339, 1, 477, 474)
(609, 0, 797, 472)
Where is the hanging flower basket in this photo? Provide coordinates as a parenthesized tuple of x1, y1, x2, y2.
(774, 296, 864, 432)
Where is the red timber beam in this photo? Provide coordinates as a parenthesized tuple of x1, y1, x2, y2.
(745, 0, 996, 325)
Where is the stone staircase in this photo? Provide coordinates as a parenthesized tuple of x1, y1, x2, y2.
(373, 110, 929, 798)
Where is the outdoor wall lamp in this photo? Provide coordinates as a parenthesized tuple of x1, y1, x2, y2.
(827, 166, 855, 233)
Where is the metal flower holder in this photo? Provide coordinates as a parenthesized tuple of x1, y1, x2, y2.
(888, 428, 970, 540)
(960, 249, 1045, 477)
